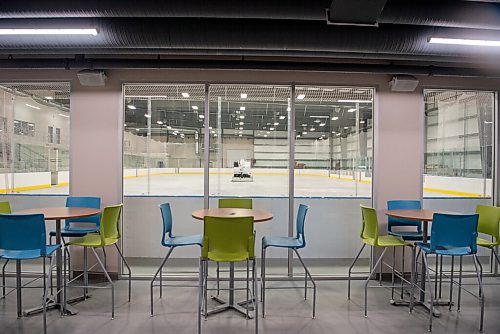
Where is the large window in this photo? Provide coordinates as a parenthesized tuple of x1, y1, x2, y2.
(424, 90, 495, 198)
(0, 82, 70, 194)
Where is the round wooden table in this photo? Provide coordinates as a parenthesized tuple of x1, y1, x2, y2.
(192, 207, 273, 318)
(192, 208, 273, 222)
(14, 207, 101, 316)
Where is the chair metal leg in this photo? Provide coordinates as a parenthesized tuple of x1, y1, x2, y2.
(102, 247, 107, 270)
(449, 256, 454, 312)
(457, 256, 463, 312)
(198, 258, 203, 334)
(91, 247, 114, 319)
(216, 262, 220, 295)
(63, 246, 67, 316)
(114, 244, 132, 302)
(204, 260, 208, 320)
(16, 259, 22, 318)
(83, 247, 88, 299)
(348, 243, 366, 300)
(261, 245, 266, 317)
(434, 254, 439, 297)
(472, 255, 484, 333)
(438, 255, 443, 299)
(477, 255, 484, 298)
(391, 247, 396, 300)
(400, 246, 405, 300)
(253, 258, 258, 334)
(246, 259, 249, 319)
(379, 249, 383, 286)
(304, 266, 308, 300)
(2, 259, 8, 298)
(409, 246, 416, 314)
(294, 249, 316, 319)
(423, 254, 434, 332)
(150, 247, 174, 316)
(42, 256, 47, 334)
(364, 247, 387, 317)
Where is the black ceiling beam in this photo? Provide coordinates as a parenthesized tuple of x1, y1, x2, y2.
(328, 0, 387, 26)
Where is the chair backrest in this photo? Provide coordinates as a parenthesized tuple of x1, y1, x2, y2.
(295, 204, 310, 247)
(0, 201, 11, 214)
(0, 213, 47, 255)
(476, 204, 500, 241)
(360, 205, 379, 243)
(99, 204, 123, 242)
(387, 200, 422, 231)
(159, 203, 173, 242)
(430, 213, 479, 253)
(203, 216, 254, 260)
(218, 198, 253, 209)
(65, 196, 101, 227)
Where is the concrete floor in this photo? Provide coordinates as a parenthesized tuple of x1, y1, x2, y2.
(1, 275, 499, 334)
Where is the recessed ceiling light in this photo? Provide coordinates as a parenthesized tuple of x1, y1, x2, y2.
(310, 127, 315, 131)
(127, 105, 136, 110)
(302, 131, 308, 135)
(144, 113, 151, 118)
(211, 130, 215, 134)
(347, 108, 356, 113)
(192, 106, 198, 110)
(301, 123, 308, 127)
(344, 126, 349, 129)
(274, 122, 279, 126)
(157, 121, 163, 125)
(360, 120, 366, 124)
(296, 134, 301, 138)
(429, 37, 500, 47)
(199, 114, 205, 119)
(136, 128, 140, 131)
(270, 127, 275, 131)
(26, 103, 40, 110)
(314, 119, 321, 123)
(279, 115, 286, 119)
(332, 117, 339, 120)
(240, 106, 246, 111)
(239, 127, 243, 130)
(318, 137, 323, 140)
(239, 131, 243, 134)
(319, 123, 326, 127)
(241, 93, 247, 99)
(214, 133, 218, 137)
(297, 94, 305, 100)
(322, 134, 326, 137)
(239, 134, 242, 137)
(0, 28, 98, 36)
(264, 135, 268, 138)
(239, 122, 244, 125)
(240, 115, 245, 119)
(209, 126, 213, 129)
(45, 96, 53, 100)
(182, 92, 190, 98)
(167, 126, 172, 130)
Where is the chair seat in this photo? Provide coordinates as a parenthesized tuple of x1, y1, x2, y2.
(418, 242, 473, 256)
(49, 226, 100, 238)
(388, 230, 427, 241)
(163, 234, 203, 247)
(362, 235, 410, 247)
(67, 233, 118, 248)
(477, 237, 499, 248)
(207, 250, 251, 262)
(262, 236, 303, 249)
(0, 245, 60, 259)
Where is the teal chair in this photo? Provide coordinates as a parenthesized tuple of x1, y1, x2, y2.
(261, 204, 316, 318)
(198, 215, 257, 334)
(216, 198, 252, 293)
(0, 201, 12, 298)
(150, 203, 202, 316)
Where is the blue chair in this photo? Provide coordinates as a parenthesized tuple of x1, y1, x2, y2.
(0, 213, 61, 334)
(261, 204, 316, 318)
(150, 203, 203, 316)
(414, 213, 483, 332)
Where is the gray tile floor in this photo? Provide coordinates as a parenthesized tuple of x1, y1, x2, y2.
(1, 275, 499, 334)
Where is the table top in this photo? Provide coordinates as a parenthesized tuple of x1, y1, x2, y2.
(192, 208, 273, 223)
(14, 207, 101, 220)
(383, 209, 440, 222)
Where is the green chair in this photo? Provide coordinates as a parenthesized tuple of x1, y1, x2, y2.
(0, 201, 12, 298)
(64, 204, 132, 319)
(476, 204, 500, 265)
(348, 205, 415, 317)
(198, 216, 258, 334)
(216, 198, 252, 293)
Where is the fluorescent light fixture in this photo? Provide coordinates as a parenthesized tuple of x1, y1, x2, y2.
(214, 133, 218, 137)
(302, 131, 308, 135)
(192, 106, 198, 110)
(167, 126, 172, 130)
(211, 130, 215, 134)
(182, 92, 190, 98)
(240, 106, 246, 111)
(238, 131, 243, 134)
(279, 115, 286, 119)
(296, 134, 301, 138)
(45, 96, 53, 100)
(264, 134, 268, 138)
(58, 113, 69, 118)
(239, 127, 243, 130)
(332, 117, 339, 121)
(144, 113, 151, 118)
(240, 115, 245, 119)
(274, 122, 279, 126)
(26, 103, 40, 110)
(199, 114, 205, 119)
(241, 93, 247, 99)
(322, 134, 326, 137)
(484, 121, 493, 124)
(270, 127, 275, 131)
(338, 99, 372, 103)
(297, 94, 306, 100)
(0, 28, 98, 36)
(344, 126, 349, 129)
(319, 123, 326, 127)
(209, 126, 213, 129)
(347, 108, 356, 113)
(239, 122, 244, 125)
(429, 37, 500, 47)
(314, 119, 321, 123)
(310, 127, 316, 131)
(136, 128, 140, 131)
(360, 120, 366, 124)
(239, 134, 242, 137)
(157, 121, 163, 125)
(127, 105, 136, 110)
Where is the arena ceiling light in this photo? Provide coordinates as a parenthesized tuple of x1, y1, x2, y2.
(192, 106, 198, 110)
(181, 92, 190, 98)
(279, 115, 286, 119)
(0, 28, 98, 36)
(157, 121, 163, 124)
(241, 93, 248, 99)
(332, 116, 339, 120)
(144, 113, 151, 118)
(127, 105, 136, 110)
(347, 108, 356, 113)
(429, 37, 500, 47)
(240, 106, 246, 111)
(297, 94, 306, 100)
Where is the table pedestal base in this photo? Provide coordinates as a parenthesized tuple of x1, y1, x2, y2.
(207, 295, 253, 318)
